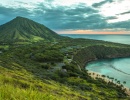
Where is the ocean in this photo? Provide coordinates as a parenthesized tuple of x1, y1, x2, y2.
(60, 34, 130, 45)
(60, 34, 130, 88)
(86, 58, 130, 88)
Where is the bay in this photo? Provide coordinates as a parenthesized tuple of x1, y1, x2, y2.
(85, 58, 130, 88)
(60, 34, 130, 88)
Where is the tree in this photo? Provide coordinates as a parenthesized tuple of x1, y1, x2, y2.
(117, 81, 120, 84)
(123, 81, 126, 84)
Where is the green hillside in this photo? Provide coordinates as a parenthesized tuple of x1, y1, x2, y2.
(0, 16, 62, 43)
(0, 39, 130, 99)
(74, 45, 130, 67)
(0, 17, 130, 99)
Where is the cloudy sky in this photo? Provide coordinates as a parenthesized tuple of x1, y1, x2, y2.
(0, 0, 130, 34)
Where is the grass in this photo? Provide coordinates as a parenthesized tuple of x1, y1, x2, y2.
(0, 40, 130, 100)
(1, 16, 130, 99)
(30, 35, 44, 42)
(0, 64, 88, 100)
(0, 63, 127, 100)
(0, 16, 62, 43)
(0, 45, 9, 50)
(0, 84, 56, 100)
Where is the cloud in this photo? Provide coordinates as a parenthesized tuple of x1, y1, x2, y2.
(92, 0, 113, 8)
(32, 3, 102, 30)
(0, 6, 32, 25)
(56, 14, 107, 30)
(0, 1, 128, 31)
(110, 20, 130, 29)
(0, 0, 130, 33)
(66, 3, 98, 15)
(106, 16, 118, 20)
(119, 11, 130, 15)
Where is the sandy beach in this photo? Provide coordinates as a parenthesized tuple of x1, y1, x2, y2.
(87, 70, 130, 96)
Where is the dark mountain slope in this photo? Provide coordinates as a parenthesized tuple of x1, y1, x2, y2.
(74, 45, 130, 67)
(0, 16, 62, 43)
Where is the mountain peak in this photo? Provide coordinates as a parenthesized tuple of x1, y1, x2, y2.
(0, 17, 62, 43)
(13, 16, 31, 22)
(14, 16, 28, 20)
(16, 16, 24, 18)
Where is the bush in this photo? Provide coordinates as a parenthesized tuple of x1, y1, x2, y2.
(41, 64, 51, 69)
(62, 64, 79, 73)
(99, 91, 106, 95)
(79, 84, 92, 91)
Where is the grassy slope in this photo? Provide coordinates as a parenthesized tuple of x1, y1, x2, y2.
(0, 16, 62, 43)
(74, 44, 130, 67)
(0, 62, 87, 100)
(0, 39, 130, 100)
(0, 15, 130, 100)
(0, 56, 128, 100)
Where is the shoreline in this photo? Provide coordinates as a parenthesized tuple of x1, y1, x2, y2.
(84, 56, 130, 68)
(87, 70, 130, 96)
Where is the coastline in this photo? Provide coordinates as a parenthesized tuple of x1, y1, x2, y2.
(87, 70, 130, 96)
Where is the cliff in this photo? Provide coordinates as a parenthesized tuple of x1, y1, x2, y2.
(73, 45, 130, 67)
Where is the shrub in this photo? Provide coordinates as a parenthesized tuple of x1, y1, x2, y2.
(40, 64, 51, 69)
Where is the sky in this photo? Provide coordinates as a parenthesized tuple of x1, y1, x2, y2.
(0, 0, 130, 34)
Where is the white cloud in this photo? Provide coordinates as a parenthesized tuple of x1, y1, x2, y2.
(0, 0, 104, 15)
(1, 0, 130, 24)
(50, 0, 103, 6)
(0, 0, 103, 8)
(99, 0, 130, 23)
(108, 14, 130, 23)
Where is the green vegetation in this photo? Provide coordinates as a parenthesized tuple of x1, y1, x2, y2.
(74, 45, 130, 67)
(0, 17, 130, 99)
(0, 66, 87, 100)
(0, 40, 130, 99)
(0, 16, 63, 43)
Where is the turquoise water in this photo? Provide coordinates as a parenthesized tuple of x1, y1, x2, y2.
(61, 34, 130, 45)
(86, 58, 130, 88)
(60, 34, 130, 88)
